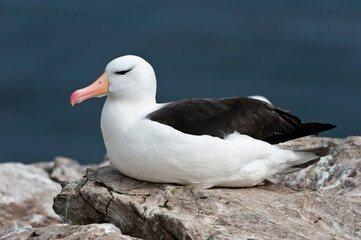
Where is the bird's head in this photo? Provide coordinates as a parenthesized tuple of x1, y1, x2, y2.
(70, 55, 156, 106)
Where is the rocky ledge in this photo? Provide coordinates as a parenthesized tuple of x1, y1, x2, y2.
(0, 157, 136, 239)
(0, 137, 360, 239)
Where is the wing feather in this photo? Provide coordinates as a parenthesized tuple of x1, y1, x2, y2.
(147, 97, 335, 144)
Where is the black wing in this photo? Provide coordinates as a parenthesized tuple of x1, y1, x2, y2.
(147, 97, 335, 144)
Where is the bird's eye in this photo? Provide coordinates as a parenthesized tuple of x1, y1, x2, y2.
(115, 70, 130, 75)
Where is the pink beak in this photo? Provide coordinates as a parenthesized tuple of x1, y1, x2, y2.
(70, 72, 109, 106)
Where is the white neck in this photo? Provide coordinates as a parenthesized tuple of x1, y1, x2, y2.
(100, 96, 157, 139)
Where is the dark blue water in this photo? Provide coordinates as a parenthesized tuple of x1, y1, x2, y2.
(1, 0, 360, 164)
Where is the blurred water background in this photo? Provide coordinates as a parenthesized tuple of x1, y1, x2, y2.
(1, 0, 360, 164)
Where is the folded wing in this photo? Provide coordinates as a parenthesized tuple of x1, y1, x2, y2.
(147, 97, 335, 144)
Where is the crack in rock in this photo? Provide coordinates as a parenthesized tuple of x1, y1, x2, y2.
(102, 189, 114, 222)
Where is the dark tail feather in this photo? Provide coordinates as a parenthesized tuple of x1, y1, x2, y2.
(279, 146, 330, 174)
(294, 146, 330, 157)
(295, 122, 336, 139)
(265, 122, 336, 144)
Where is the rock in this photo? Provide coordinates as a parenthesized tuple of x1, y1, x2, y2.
(0, 163, 61, 227)
(0, 156, 110, 230)
(53, 162, 361, 239)
(271, 136, 361, 195)
(0, 221, 139, 240)
(0, 221, 33, 239)
(31, 223, 139, 240)
(32, 156, 102, 183)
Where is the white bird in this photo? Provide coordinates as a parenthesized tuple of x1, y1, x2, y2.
(70, 55, 335, 188)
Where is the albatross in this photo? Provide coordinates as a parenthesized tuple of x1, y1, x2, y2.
(70, 55, 335, 188)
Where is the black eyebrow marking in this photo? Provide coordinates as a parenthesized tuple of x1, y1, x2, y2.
(115, 70, 130, 75)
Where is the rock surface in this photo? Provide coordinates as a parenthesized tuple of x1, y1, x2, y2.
(0, 157, 125, 240)
(271, 136, 361, 196)
(0, 221, 139, 240)
(53, 136, 361, 240)
(0, 157, 106, 228)
(0, 162, 61, 227)
(32, 156, 101, 183)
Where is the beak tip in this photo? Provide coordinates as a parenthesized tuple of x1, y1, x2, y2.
(70, 90, 80, 106)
